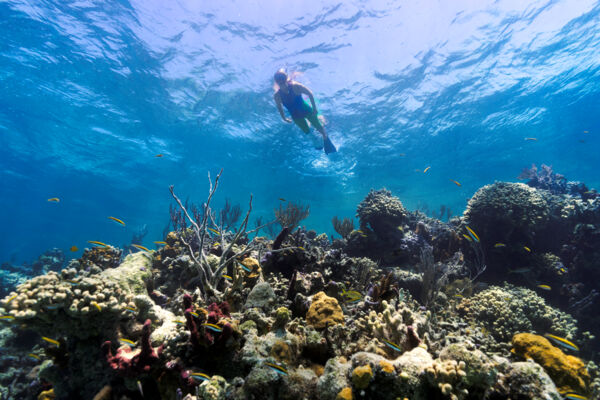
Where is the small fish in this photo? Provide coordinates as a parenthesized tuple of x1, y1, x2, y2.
(583, 130, 589, 133)
(137, 380, 144, 397)
(108, 216, 125, 226)
(189, 372, 211, 382)
(398, 153, 406, 156)
(154, 241, 167, 245)
(70, 246, 78, 252)
(118, 338, 136, 348)
(27, 353, 40, 361)
(265, 362, 288, 376)
(423, 166, 431, 173)
(383, 339, 402, 352)
(88, 240, 108, 247)
(203, 323, 223, 333)
(454, 294, 464, 299)
(450, 179, 462, 187)
(524, 137, 538, 141)
(41, 336, 60, 346)
(47, 198, 60, 202)
(559, 267, 567, 274)
(213, 242, 221, 247)
(298, 246, 305, 251)
(360, 234, 368, 238)
(537, 284, 551, 291)
(222, 274, 233, 282)
(544, 334, 578, 352)
(155, 154, 163, 157)
(397, 226, 404, 232)
(45, 304, 63, 310)
(189, 311, 199, 318)
(465, 226, 480, 242)
(124, 306, 137, 313)
(356, 230, 364, 234)
(0, 315, 15, 321)
(342, 290, 362, 301)
(494, 243, 506, 248)
(91, 301, 102, 312)
(579, 140, 585, 143)
(508, 267, 531, 274)
(174, 320, 186, 326)
(238, 262, 251, 273)
(65, 280, 79, 285)
(207, 228, 220, 235)
(5, 294, 17, 303)
(583, 191, 594, 195)
(524, 246, 531, 252)
(131, 244, 150, 252)
(462, 234, 473, 242)
(278, 198, 286, 202)
(563, 393, 588, 400)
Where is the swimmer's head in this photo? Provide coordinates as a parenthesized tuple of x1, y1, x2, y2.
(274, 69, 288, 84)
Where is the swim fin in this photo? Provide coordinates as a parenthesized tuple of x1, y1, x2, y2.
(323, 136, 337, 154)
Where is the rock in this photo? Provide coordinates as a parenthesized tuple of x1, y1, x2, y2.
(351, 364, 373, 389)
(317, 357, 352, 400)
(306, 292, 344, 329)
(244, 282, 276, 311)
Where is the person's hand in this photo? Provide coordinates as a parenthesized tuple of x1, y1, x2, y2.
(284, 118, 293, 123)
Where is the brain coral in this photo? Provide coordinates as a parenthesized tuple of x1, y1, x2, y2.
(457, 284, 577, 342)
(306, 292, 344, 329)
(463, 182, 550, 244)
(356, 189, 407, 235)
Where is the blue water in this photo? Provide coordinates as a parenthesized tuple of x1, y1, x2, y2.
(1, 0, 599, 264)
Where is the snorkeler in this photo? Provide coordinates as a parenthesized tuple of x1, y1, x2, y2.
(273, 69, 337, 154)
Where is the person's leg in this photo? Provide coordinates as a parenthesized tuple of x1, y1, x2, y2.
(293, 117, 310, 134)
(306, 113, 327, 139)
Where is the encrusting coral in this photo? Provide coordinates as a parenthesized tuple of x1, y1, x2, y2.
(511, 332, 590, 394)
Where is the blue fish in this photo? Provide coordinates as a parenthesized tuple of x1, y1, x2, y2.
(265, 362, 288, 376)
(383, 339, 402, 352)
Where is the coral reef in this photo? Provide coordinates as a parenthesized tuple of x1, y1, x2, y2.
(306, 292, 344, 329)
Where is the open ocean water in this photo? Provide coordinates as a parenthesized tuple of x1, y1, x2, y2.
(1, 0, 599, 263)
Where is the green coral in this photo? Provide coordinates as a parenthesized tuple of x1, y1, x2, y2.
(457, 284, 577, 342)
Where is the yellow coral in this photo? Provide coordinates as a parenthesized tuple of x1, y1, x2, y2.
(38, 388, 55, 400)
(352, 364, 373, 389)
(336, 387, 353, 400)
(379, 359, 395, 374)
(511, 333, 590, 394)
(306, 292, 344, 329)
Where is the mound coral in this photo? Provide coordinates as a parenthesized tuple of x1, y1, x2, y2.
(463, 182, 550, 247)
(356, 188, 407, 236)
(457, 284, 577, 342)
(511, 332, 590, 394)
(306, 292, 344, 329)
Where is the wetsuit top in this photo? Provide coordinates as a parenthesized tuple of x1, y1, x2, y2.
(278, 83, 313, 119)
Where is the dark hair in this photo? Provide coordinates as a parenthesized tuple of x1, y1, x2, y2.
(274, 69, 288, 83)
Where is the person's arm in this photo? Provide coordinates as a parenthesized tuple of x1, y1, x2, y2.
(274, 93, 292, 123)
(294, 83, 318, 114)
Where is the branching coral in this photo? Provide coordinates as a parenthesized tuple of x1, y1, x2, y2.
(332, 217, 354, 239)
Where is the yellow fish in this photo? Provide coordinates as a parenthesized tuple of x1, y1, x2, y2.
(47, 198, 60, 202)
(88, 241, 108, 247)
(91, 301, 102, 312)
(119, 338, 136, 347)
(494, 243, 506, 248)
(524, 137, 538, 141)
(462, 234, 473, 242)
(222, 274, 233, 281)
(450, 179, 461, 187)
(207, 228, 220, 235)
(454, 294, 464, 298)
(131, 244, 150, 252)
(203, 323, 223, 333)
(27, 353, 41, 361)
(583, 130, 589, 133)
(5, 294, 17, 303)
(298, 247, 305, 251)
(537, 284, 551, 291)
(154, 241, 167, 245)
(278, 198, 286, 202)
(563, 393, 588, 400)
(423, 166, 431, 173)
(524, 246, 531, 252)
(190, 372, 211, 382)
(41, 336, 60, 346)
(465, 226, 480, 242)
(544, 334, 578, 352)
(155, 154, 163, 157)
(174, 320, 186, 326)
(108, 216, 125, 226)
(70, 246, 78, 252)
(0, 315, 15, 320)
